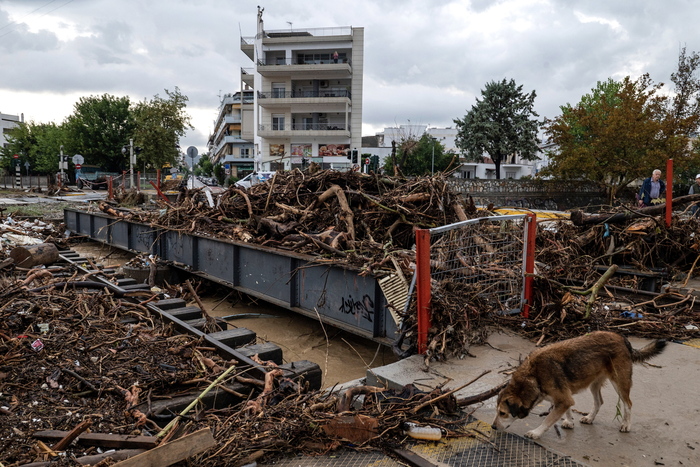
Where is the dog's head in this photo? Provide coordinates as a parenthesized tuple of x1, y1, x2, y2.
(492, 375, 540, 430)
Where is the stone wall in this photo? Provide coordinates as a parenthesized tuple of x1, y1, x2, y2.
(446, 179, 606, 211)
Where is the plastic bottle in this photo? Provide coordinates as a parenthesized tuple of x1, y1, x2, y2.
(405, 423, 443, 441)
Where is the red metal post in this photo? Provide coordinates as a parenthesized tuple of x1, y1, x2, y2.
(108, 176, 114, 200)
(666, 159, 673, 228)
(156, 169, 161, 191)
(415, 228, 432, 354)
(522, 213, 537, 319)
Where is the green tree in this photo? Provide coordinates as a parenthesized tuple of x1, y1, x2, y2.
(383, 134, 453, 176)
(454, 78, 541, 179)
(132, 87, 194, 170)
(194, 153, 214, 176)
(64, 94, 134, 172)
(1, 121, 67, 174)
(542, 69, 700, 202)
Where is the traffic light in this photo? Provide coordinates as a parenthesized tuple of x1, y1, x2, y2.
(370, 155, 380, 172)
(351, 149, 358, 164)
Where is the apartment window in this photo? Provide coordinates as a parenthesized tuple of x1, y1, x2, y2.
(272, 114, 285, 131)
(272, 83, 286, 98)
(241, 148, 251, 158)
(505, 171, 516, 179)
(302, 118, 313, 130)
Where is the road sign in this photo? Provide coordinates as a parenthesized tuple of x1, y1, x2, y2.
(13, 154, 18, 159)
(72, 154, 84, 165)
(186, 146, 198, 159)
(365, 158, 370, 165)
(75, 164, 82, 170)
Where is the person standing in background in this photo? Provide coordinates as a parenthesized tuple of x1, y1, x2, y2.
(638, 169, 665, 207)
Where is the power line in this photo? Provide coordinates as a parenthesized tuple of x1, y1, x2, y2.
(0, 0, 75, 38)
(0, 0, 58, 31)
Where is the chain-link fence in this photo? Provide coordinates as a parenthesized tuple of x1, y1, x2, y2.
(413, 214, 536, 353)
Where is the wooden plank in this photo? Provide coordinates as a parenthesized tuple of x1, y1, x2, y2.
(111, 428, 216, 467)
(33, 430, 157, 449)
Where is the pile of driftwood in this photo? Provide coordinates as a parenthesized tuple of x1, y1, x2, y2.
(89, 171, 700, 354)
(96, 170, 476, 277)
(0, 263, 499, 466)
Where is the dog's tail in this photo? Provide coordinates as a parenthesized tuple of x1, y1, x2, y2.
(627, 338, 667, 363)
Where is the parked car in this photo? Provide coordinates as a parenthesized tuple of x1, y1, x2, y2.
(234, 171, 276, 189)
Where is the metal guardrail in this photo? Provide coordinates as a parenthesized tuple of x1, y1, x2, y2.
(64, 208, 398, 347)
(258, 90, 351, 99)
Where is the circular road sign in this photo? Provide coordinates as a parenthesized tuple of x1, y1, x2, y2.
(186, 146, 198, 159)
(13, 154, 19, 159)
(75, 164, 82, 170)
(364, 157, 370, 165)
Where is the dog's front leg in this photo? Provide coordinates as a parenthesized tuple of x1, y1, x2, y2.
(525, 402, 573, 439)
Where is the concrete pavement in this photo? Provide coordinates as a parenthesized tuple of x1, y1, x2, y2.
(367, 329, 700, 466)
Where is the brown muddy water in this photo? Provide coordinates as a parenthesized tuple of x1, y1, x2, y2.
(69, 242, 398, 388)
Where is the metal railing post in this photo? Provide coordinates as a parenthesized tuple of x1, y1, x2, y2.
(415, 228, 432, 354)
(522, 213, 537, 319)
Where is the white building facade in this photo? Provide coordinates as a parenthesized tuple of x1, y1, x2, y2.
(207, 91, 256, 178)
(240, 7, 364, 172)
(364, 124, 538, 179)
(1, 112, 22, 149)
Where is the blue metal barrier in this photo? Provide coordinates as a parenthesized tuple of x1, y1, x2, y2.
(64, 208, 398, 346)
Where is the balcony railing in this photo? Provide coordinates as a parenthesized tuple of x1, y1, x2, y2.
(262, 26, 352, 39)
(257, 57, 350, 66)
(259, 123, 350, 131)
(258, 90, 351, 99)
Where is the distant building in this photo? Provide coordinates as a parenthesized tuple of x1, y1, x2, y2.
(1, 112, 22, 149)
(208, 91, 255, 178)
(362, 124, 538, 179)
(239, 7, 364, 172)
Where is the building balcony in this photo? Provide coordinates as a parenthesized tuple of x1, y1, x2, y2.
(241, 68, 255, 87)
(258, 123, 350, 138)
(262, 26, 353, 41)
(256, 58, 351, 77)
(257, 90, 351, 108)
(240, 37, 254, 60)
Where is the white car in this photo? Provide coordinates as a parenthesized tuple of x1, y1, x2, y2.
(234, 171, 276, 189)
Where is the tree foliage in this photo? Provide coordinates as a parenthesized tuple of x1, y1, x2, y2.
(454, 78, 541, 179)
(132, 87, 194, 170)
(64, 94, 134, 172)
(542, 48, 700, 203)
(383, 134, 454, 176)
(0, 122, 67, 174)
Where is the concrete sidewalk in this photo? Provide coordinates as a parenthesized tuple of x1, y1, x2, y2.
(367, 329, 700, 466)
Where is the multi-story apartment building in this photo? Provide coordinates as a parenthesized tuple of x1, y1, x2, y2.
(1, 112, 22, 149)
(208, 91, 255, 178)
(240, 7, 364, 172)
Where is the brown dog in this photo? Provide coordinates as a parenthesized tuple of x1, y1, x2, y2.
(492, 331, 666, 439)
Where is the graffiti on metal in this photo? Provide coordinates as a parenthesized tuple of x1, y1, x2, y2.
(338, 294, 374, 322)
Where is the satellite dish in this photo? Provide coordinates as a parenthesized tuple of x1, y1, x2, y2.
(72, 154, 84, 165)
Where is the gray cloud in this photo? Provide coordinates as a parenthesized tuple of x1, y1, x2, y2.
(0, 0, 698, 151)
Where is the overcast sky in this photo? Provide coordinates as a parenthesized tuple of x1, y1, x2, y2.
(1, 0, 698, 155)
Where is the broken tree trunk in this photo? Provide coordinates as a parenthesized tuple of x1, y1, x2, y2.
(570, 194, 700, 226)
(9, 243, 59, 268)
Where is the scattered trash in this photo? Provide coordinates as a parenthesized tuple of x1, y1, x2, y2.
(620, 311, 643, 319)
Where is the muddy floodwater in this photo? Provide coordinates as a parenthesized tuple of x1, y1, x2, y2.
(69, 242, 398, 388)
